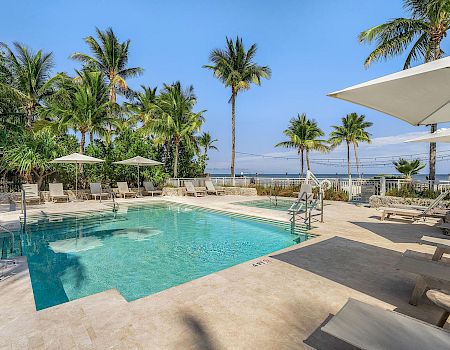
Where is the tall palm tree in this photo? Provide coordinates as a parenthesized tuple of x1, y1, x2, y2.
(275, 114, 329, 176)
(203, 36, 271, 177)
(71, 27, 144, 103)
(359, 0, 450, 181)
(142, 82, 205, 177)
(329, 114, 372, 178)
(0, 42, 61, 128)
(347, 113, 372, 178)
(126, 85, 158, 127)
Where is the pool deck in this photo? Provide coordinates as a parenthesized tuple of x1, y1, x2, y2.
(1, 195, 449, 349)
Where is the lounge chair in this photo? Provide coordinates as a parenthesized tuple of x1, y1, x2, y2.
(205, 180, 225, 195)
(184, 181, 206, 197)
(89, 183, 110, 201)
(380, 191, 448, 221)
(397, 250, 450, 306)
(49, 183, 69, 203)
(321, 298, 450, 350)
(117, 182, 137, 198)
(22, 184, 41, 204)
(142, 181, 162, 197)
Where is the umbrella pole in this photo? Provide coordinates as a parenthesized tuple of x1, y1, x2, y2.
(75, 162, 78, 200)
(138, 164, 140, 196)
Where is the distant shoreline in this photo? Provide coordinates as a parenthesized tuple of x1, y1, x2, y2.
(208, 173, 450, 180)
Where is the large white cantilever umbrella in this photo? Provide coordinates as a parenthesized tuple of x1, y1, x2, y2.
(406, 128, 450, 143)
(113, 156, 163, 196)
(328, 56, 450, 126)
(51, 153, 104, 198)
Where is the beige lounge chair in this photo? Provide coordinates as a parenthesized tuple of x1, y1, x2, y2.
(380, 191, 448, 221)
(22, 184, 41, 204)
(184, 181, 205, 197)
(322, 298, 450, 350)
(397, 250, 450, 306)
(49, 183, 69, 202)
(89, 183, 109, 201)
(117, 182, 137, 198)
(205, 180, 225, 195)
(142, 181, 162, 196)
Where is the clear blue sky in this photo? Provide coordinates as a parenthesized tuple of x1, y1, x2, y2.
(3, 0, 450, 175)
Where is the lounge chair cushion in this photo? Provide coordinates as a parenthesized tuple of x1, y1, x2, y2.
(322, 298, 450, 350)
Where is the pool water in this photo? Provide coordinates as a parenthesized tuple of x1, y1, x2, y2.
(8, 202, 308, 310)
(236, 198, 296, 211)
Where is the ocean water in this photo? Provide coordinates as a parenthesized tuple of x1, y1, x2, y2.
(9, 202, 308, 310)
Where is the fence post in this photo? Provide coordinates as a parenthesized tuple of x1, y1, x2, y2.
(380, 177, 386, 196)
(347, 175, 353, 202)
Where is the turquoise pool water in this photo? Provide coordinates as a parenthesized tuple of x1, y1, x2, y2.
(9, 202, 308, 310)
(236, 199, 296, 211)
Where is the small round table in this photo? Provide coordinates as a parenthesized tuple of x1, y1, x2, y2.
(426, 289, 450, 327)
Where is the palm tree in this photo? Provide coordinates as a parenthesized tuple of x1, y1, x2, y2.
(126, 85, 158, 127)
(142, 82, 205, 177)
(329, 115, 360, 177)
(393, 158, 425, 178)
(345, 113, 372, 178)
(198, 132, 218, 172)
(203, 36, 271, 177)
(0, 42, 61, 128)
(275, 114, 329, 176)
(39, 71, 111, 155)
(359, 0, 450, 181)
(71, 28, 143, 103)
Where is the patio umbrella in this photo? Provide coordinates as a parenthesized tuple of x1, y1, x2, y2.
(113, 156, 163, 196)
(406, 128, 450, 143)
(51, 153, 104, 198)
(328, 56, 450, 126)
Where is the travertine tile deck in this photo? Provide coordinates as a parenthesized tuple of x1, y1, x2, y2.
(0, 195, 448, 349)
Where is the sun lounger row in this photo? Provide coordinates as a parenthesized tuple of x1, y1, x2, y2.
(184, 180, 225, 197)
(21, 181, 163, 203)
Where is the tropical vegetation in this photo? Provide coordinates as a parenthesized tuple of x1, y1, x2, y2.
(204, 36, 271, 177)
(393, 158, 426, 178)
(359, 0, 450, 181)
(0, 28, 216, 191)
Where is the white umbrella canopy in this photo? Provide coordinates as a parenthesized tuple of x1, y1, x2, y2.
(113, 156, 163, 196)
(51, 153, 104, 198)
(406, 128, 450, 143)
(328, 56, 450, 126)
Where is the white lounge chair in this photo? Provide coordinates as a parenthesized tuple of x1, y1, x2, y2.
(48, 183, 69, 203)
(205, 180, 225, 195)
(380, 191, 448, 221)
(142, 181, 162, 196)
(184, 181, 205, 197)
(397, 250, 450, 306)
(288, 183, 315, 214)
(117, 182, 137, 198)
(89, 183, 109, 201)
(322, 298, 450, 350)
(22, 184, 41, 204)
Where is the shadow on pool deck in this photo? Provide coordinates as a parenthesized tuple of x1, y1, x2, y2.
(351, 220, 444, 244)
(271, 237, 442, 321)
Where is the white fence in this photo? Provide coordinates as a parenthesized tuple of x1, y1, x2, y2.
(165, 176, 450, 202)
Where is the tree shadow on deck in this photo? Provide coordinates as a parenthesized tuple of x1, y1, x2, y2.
(352, 220, 444, 244)
(181, 313, 222, 350)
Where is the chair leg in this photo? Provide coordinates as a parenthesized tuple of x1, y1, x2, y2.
(437, 311, 449, 327)
(409, 276, 427, 306)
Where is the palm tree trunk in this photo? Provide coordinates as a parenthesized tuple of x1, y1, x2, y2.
(300, 149, 304, 177)
(306, 149, 311, 172)
(429, 124, 437, 181)
(346, 141, 351, 177)
(353, 143, 360, 178)
(173, 141, 179, 178)
(231, 88, 236, 177)
(89, 132, 94, 145)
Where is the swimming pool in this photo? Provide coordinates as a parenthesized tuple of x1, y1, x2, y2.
(6, 202, 308, 310)
(236, 198, 296, 211)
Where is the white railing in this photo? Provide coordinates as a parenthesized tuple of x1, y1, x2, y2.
(165, 176, 449, 202)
